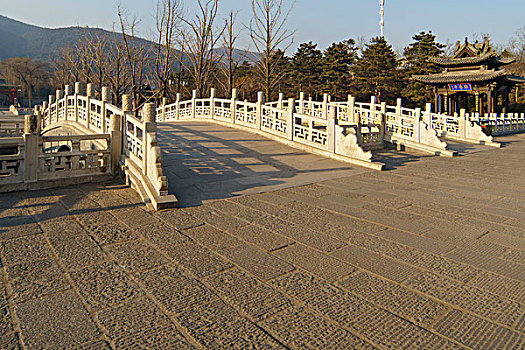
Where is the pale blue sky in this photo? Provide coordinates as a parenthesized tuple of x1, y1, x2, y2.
(2, 0, 524, 53)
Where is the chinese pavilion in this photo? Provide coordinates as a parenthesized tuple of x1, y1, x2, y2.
(413, 37, 525, 115)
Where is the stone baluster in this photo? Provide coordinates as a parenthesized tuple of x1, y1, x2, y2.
(162, 97, 167, 122)
(56, 89, 63, 121)
(176, 93, 181, 120)
(24, 114, 39, 183)
(42, 101, 48, 128)
(380, 102, 387, 141)
(48, 95, 55, 123)
(85, 83, 94, 129)
(191, 90, 197, 118)
(396, 98, 402, 115)
(348, 95, 355, 123)
(230, 89, 237, 124)
(210, 88, 215, 119)
(327, 102, 336, 153)
(63, 85, 71, 121)
(256, 91, 264, 130)
(74, 82, 83, 124)
(425, 103, 433, 127)
(110, 103, 123, 175)
(299, 92, 305, 114)
(415, 108, 421, 143)
(370, 96, 376, 113)
(459, 108, 467, 138)
(101, 86, 111, 132)
(287, 98, 295, 140)
(142, 103, 156, 176)
(322, 93, 329, 120)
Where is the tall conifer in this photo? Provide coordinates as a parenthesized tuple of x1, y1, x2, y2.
(403, 31, 445, 107)
(352, 37, 402, 104)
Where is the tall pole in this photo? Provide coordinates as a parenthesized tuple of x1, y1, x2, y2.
(379, 0, 385, 38)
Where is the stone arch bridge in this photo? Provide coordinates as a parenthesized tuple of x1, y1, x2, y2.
(2, 82, 524, 209)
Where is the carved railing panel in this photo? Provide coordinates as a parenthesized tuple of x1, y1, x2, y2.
(213, 99, 232, 120)
(0, 137, 24, 184)
(39, 134, 110, 179)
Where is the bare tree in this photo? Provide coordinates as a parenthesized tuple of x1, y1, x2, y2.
(219, 11, 242, 97)
(0, 57, 51, 106)
(78, 30, 111, 90)
(179, 0, 223, 97)
(249, 0, 294, 100)
(104, 29, 130, 105)
(53, 43, 83, 88)
(153, 0, 183, 101)
(118, 4, 152, 112)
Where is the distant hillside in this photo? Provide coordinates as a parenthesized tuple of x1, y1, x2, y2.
(0, 15, 153, 61)
(0, 15, 258, 64)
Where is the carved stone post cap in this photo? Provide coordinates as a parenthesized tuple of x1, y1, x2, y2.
(143, 102, 156, 123)
(56, 89, 64, 100)
(24, 115, 38, 134)
(257, 91, 265, 103)
(109, 113, 121, 132)
(74, 82, 83, 94)
(48, 95, 55, 104)
(86, 83, 94, 97)
(299, 92, 305, 99)
(64, 85, 72, 96)
(396, 98, 402, 106)
(122, 95, 132, 112)
(279, 92, 284, 100)
(231, 89, 237, 99)
(101, 86, 112, 102)
(176, 92, 181, 101)
(192, 90, 197, 99)
(210, 88, 216, 98)
(162, 97, 168, 105)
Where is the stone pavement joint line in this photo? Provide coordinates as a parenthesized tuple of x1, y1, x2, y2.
(0, 133, 525, 349)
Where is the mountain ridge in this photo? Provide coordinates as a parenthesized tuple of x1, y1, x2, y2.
(0, 15, 257, 64)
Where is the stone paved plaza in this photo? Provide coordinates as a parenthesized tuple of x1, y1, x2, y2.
(1, 125, 525, 349)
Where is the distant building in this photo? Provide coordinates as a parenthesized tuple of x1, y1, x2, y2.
(0, 79, 18, 107)
(412, 37, 525, 114)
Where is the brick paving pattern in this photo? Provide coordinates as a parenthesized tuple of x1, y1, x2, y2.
(0, 128, 524, 349)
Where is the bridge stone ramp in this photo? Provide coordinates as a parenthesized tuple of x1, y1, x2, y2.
(441, 138, 498, 155)
(158, 121, 369, 207)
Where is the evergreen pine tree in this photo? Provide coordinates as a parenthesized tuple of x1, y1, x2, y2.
(352, 37, 402, 104)
(321, 39, 357, 100)
(292, 42, 323, 98)
(402, 31, 445, 107)
(264, 49, 293, 100)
